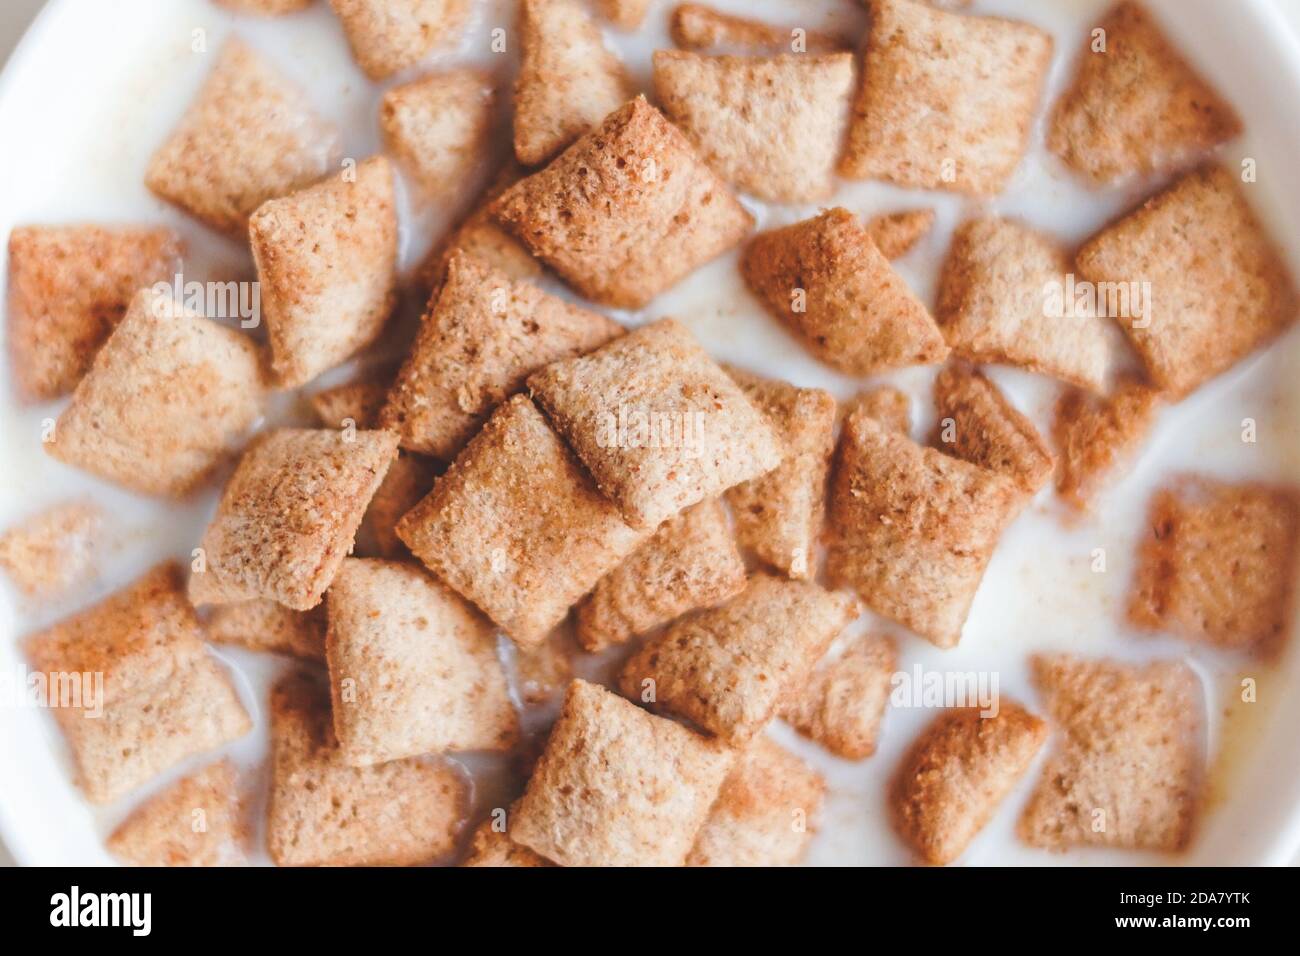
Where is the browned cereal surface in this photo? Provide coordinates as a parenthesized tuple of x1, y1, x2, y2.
(0, 500, 101, 600)
(357, 452, 439, 558)
(329, 0, 468, 80)
(381, 70, 495, 198)
(598, 0, 650, 31)
(840, 386, 911, 435)
(217, 0, 312, 12)
(780, 633, 897, 760)
(461, 811, 555, 867)
(107, 760, 246, 867)
(515, 630, 576, 705)
(1053, 376, 1161, 509)
(865, 209, 935, 260)
(670, 4, 848, 55)
(206, 599, 327, 661)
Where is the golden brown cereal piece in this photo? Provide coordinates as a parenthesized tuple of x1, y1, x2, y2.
(0, 501, 101, 600)
(841, 386, 911, 435)
(670, 4, 849, 55)
(597, 0, 649, 30)
(686, 737, 825, 867)
(865, 209, 935, 260)
(741, 209, 948, 376)
(515, 631, 575, 705)
(358, 453, 438, 558)
(492, 97, 753, 309)
(1048, 1, 1242, 184)
(1053, 376, 1160, 509)
(380, 70, 495, 198)
(891, 702, 1047, 865)
(329, 0, 468, 80)
(780, 633, 897, 760)
(462, 812, 555, 867)
(1019, 655, 1203, 852)
(1075, 165, 1298, 398)
(216, 0, 312, 12)
(512, 679, 735, 866)
(528, 318, 784, 530)
(146, 40, 339, 236)
(575, 499, 747, 652)
(397, 396, 648, 647)
(250, 156, 398, 388)
(190, 428, 399, 611)
(620, 574, 858, 744)
(46, 289, 266, 498)
(206, 600, 327, 661)
(267, 672, 468, 866)
(25, 564, 252, 804)
(652, 50, 854, 203)
(311, 381, 390, 431)
(107, 761, 246, 867)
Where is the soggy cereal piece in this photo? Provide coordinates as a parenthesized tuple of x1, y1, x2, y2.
(670, 4, 848, 55)
(841, 386, 911, 435)
(0, 501, 101, 600)
(25, 564, 252, 804)
(359, 453, 438, 557)
(329, 0, 468, 80)
(620, 574, 858, 744)
(865, 209, 934, 260)
(107, 760, 246, 867)
(598, 0, 649, 30)
(780, 633, 897, 760)
(1053, 377, 1160, 509)
(741, 209, 948, 376)
(381, 70, 495, 198)
(515, 631, 575, 705)
(462, 811, 555, 867)
(528, 319, 783, 529)
(206, 600, 327, 661)
(217, 0, 312, 12)
(512, 680, 735, 866)
(492, 97, 753, 309)
(1075, 165, 1297, 398)
(146, 40, 339, 236)
(1019, 655, 1202, 852)
(891, 702, 1047, 865)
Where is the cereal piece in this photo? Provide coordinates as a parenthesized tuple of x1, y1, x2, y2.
(216, 0, 312, 12)
(311, 380, 391, 431)
(146, 40, 339, 236)
(652, 50, 854, 202)
(1053, 376, 1160, 509)
(359, 453, 438, 557)
(741, 209, 948, 375)
(512, 680, 735, 866)
(1075, 165, 1298, 398)
(397, 396, 648, 647)
(25, 564, 251, 804)
(462, 812, 554, 867)
(575, 499, 747, 652)
(381, 253, 622, 459)
(620, 574, 858, 744)
(597, 0, 649, 30)
(46, 289, 266, 498)
(1048, 1, 1241, 184)
(865, 209, 934, 260)
(206, 600, 326, 661)
(780, 633, 897, 760)
(528, 318, 783, 530)
(250, 156, 398, 388)
(891, 702, 1047, 865)
(686, 737, 825, 867)
(107, 761, 246, 867)
(0, 501, 100, 599)
(267, 672, 467, 866)
(492, 97, 753, 309)
(190, 428, 399, 610)
(670, 4, 848, 55)
(1019, 655, 1203, 852)
(827, 412, 1022, 648)
(380, 70, 495, 198)
(515, 631, 575, 705)
(329, 0, 468, 80)
(840, 386, 911, 434)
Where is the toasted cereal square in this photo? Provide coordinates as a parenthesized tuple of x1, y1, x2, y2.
(620, 574, 858, 743)
(841, 386, 911, 435)
(146, 40, 339, 237)
(670, 4, 848, 55)
(575, 499, 747, 652)
(686, 736, 825, 867)
(357, 452, 439, 558)
(865, 209, 934, 260)
(190, 428, 399, 610)
(380, 70, 495, 198)
(267, 672, 468, 866)
(1075, 165, 1298, 398)
(462, 811, 554, 867)
(780, 633, 896, 760)
(1127, 478, 1300, 652)
(840, 0, 1052, 195)
(250, 156, 397, 388)
(492, 97, 753, 309)
(827, 412, 1022, 648)
(1053, 376, 1160, 510)
(891, 702, 1047, 865)
(1019, 655, 1202, 851)
(397, 395, 648, 647)
(1048, 1, 1241, 185)
(107, 760, 246, 867)
(515, 631, 576, 705)
(311, 378, 392, 431)
(329, 0, 468, 80)
(216, 0, 312, 12)
(742, 209, 948, 376)
(528, 319, 784, 530)
(25, 564, 251, 804)
(512, 679, 735, 866)
(206, 600, 326, 661)
(653, 50, 854, 202)
(46, 289, 266, 497)
(598, 0, 649, 31)
(0, 500, 100, 600)
(381, 254, 622, 459)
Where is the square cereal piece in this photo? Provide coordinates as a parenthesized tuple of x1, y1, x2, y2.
(598, 0, 649, 31)
(575, 498, 747, 652)
(741, 209, 948, 376)
(107, 760, 246, 867)
(652, 50, 854, 203)
(515, 630, 576, 705)
(1048, 1, 1241, 185)
(206, 599, 326, 661)
(7, 224, 181, 401)
(670, 4, 849, 55)
(146, 40, 339, 237)
(357, 452, 439, 558)
(267, 672, 468, 866)
(827, 412, 1022, 648)
(841, 386, 911, 435)
(724, 368, 836, 579)
(381, 70, 495, 199)
(780, 633, 897, 760)
(1019, 655, 1203, 852)
(891, 702, 1047, 865)
(47, 288, 267, 498)
(1053, 376, 1160, 510)
(839, 0, 1052, 195)
(512, 679, 735, 866)
(0, 500, 100, 600)
(492, 97, 753, 309)
(1127, 478, 1300, 653)
(381, 253, 622, 459)
(686, 736, 825, 867)
(329, 0, 468, 80)
(190, 428, 399, 611)
(865, 209, 934, 260)
(462, 810, 554, 867)
(397, 395, 648, 647)
(1075, 165, 1298, 398)
(620, 574, 858, 744)
(311, 376, 393, 431)
(250, 156, 397, 388)
(25, 563, 251, 804)
(528, 318, 784, 530)
(216, 0, 312, 12)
